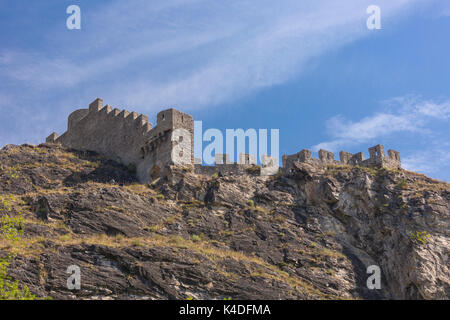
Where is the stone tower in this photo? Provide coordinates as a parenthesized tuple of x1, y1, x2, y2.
(46, 98, 193, 182)
(140, 108, 193, 181)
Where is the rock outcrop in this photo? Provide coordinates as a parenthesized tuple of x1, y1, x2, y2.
(0, 144, 448, 299)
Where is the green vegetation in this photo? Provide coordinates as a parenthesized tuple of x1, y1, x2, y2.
(156, 193, 165, 200)
(0, 195, 39, 300)
(180, 199, 204, 209)
(0, 215, 24, 241)
(325, 164, 352, 176)
(0, 257, 37, 300)
(104, 205, 126, 213)
(5, 167, 19, 179)
(355, 165, 379, 176)
(0, 194, 24, 241)
(410, 231, 430, 245)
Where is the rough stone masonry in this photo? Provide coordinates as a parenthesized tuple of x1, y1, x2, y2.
(46, 98, 401, 182)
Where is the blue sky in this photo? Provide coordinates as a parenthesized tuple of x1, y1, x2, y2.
(0, 0, 449, 181)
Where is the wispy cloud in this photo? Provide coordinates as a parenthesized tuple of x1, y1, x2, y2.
(0, 0, 432, 149)
(1, 0, 422, 109)
(402, 146, 450, 178)
(313, 95, 450, 181)
(402, 138, 450, 182)
(313, 96, 450, 151)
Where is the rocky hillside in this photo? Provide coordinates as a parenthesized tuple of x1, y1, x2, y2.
(0, 143, 448, 300)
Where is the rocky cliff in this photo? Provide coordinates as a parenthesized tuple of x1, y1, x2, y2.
(0, 143, 448, 299)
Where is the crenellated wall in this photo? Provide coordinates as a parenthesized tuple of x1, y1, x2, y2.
(282, 144, 401, 173)
(46, 98, 193, 182)
(194, 153, 261, 176)
(46, 98, 401, 182)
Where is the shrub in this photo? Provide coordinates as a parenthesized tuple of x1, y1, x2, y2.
(0, 194, 24, 242)
(247, 200, 255, 207)
(0, 214, 24, 241)
(156, 194, 165, 200)
(410, 231, 430, 245)
(0, 257, 37, 300)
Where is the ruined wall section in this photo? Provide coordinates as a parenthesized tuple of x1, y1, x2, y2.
(363, 144, 401, 169)
(51, 99, 153, 175)
(282, 149, 340, 169)
(46, 98, 401, 182)
(47, 99, 195, 182)
(194, 153, 278, 176)
(194, 153, 250, 176)
(283, 144, 401, 173)
(194, 163, 250, 176)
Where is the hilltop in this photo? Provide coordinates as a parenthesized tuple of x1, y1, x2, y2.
(0, 143, 448, 299)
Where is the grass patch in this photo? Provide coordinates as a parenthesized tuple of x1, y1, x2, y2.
(410, 231, 430, 245)
(397, 178, 408, 189)
(245, 165, 261, 175)
(156, 194, 165, 200)
(124, 183, 153, 195)
(104, 205, 126, 213)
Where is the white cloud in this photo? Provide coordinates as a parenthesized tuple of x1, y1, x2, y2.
(0, 0, 423, 112)
(312, 95, 450, 181)
(402, 145, 450, 182)
(313, 96, 450, 152)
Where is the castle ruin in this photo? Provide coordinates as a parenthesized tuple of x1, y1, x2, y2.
(282, 144, 401, 173)
(46, 98, 401, 182)
(46, 98, 193, 182)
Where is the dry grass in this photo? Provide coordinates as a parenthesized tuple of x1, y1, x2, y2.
(124, 183, 154, 195)
(0, 231, 341, 298)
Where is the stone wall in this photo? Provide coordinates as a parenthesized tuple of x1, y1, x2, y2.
(194, 153, 257, 176)
(194, 163, 249, 176)
(46, 98, 401, 182)
(282, 144, 401, 173)
(46, 98, 193, 182)
(139, 108, 193, 181)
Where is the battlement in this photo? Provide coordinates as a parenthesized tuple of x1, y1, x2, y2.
(282, 144, 401, 173)
(194, 152, 278, 176)
(46, 98, 192, 182)
(60, 98, 154, 140)
(46, 98, 402, 182)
